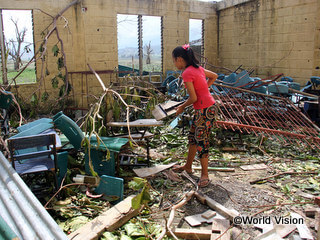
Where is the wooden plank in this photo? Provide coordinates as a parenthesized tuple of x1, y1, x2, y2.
(194, 192, 239, 221)
(275, 224, 296, 238)
(240, 163, 268, 171)
(170, 228, 211, 240)
(291, 212, 314, 239)
(68, 195, 141, 240)
(211, 219, 230, 240)
(118, 132, 154, 139)
(185, 212, 225, 227)
(193, 166, 235, 172)
(107, 119, 163, 127)
(201, 210, 216, 219)
(133, 162, 177, 178)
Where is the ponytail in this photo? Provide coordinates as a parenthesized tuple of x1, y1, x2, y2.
(172, 44, 199, 68)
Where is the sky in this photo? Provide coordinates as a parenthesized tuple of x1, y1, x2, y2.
(2, 10, 34, 59)
(117, 14, 162, 50)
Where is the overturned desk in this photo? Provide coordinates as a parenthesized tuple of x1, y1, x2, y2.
(107, 119, 163, 167)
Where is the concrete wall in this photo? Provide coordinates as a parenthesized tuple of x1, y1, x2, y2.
(0, 0, 217, 109)
(217, 0, 320, 84)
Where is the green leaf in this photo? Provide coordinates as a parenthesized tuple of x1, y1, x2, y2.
(30, 93, 38, 105)
(128, 177, 147, 190)
(67, 216, 89, 232)
(57, 57, 64, 69)
(132, 191, 143, 210)
(124, 222, 144, 236)
(120, 235, 132, 240)
(52, 44, 60, 57)
(39, 42, 44, 53)
(41, 91, 49, 102)
(101, 232, 118, 240)
(57, 72, 65, 81)
(51, 76, 59, 88)
(59, 83, 72, 97)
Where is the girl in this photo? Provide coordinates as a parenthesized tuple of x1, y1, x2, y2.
(172, 44, 218, 188)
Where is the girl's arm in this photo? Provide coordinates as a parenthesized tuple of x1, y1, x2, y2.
(204, 68, 218, 87)
(175, 81, 197, 115)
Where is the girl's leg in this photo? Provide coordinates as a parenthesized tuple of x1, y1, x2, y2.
(197, 105, 216, 187)
(200, 156, 209, 180)
(184, 143, 197, 172)
(172, 144, 196, 173)
(198, 155, 210, 187)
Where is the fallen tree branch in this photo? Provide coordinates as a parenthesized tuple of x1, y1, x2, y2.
(156, 190, 195, 240)
(247, 200, 314, 209)
(250, 171, 318, 184)
(0, 87, 23, 126)
(44, 182, 90, 208)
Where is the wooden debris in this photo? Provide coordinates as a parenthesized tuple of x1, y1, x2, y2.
(254, 222, 274, 234)
(211, 218, 231, 240)
(296, 190, 315, 199)
(305, 207, 320, 218)
(291, 212, 314, 240)
(255, 228, 282, 240)
(169, 228, 211, 240)
(274, 224, 297, 238)
(162, 169, 181, 182)
(250, 171, 318, 184)
(240, 163, 268, 171)
(157, 191, 195, 240)
(230, 227, 251, 240)
(221, 147, 246, 152)
(184, 212, 224, 227)
(133, 162, 177, 178)
(201, 210, 217, 219)
(194, 191, 239, 220)
(68, 195, 142, 240)
(193, 166, 235, 172)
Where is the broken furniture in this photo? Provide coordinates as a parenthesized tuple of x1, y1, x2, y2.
(53, 111, 128, 176)
(212, 82, 320, 150)
(10, 117, 67, 186)
(7, 133, 59, 196)
(0, 90, 13, 138)
(107, 118, 163, 167)
(0, 152, 68, 240)
(95, 175, 124, 203)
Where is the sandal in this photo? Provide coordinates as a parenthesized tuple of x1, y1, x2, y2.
(172, 165, 193, 174)
(198, 178, 211, 188)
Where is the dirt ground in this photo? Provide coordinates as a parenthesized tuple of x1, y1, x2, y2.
(137, 145, 320, 240)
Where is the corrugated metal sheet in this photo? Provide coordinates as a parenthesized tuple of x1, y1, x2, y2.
(0, 151, 68, 240)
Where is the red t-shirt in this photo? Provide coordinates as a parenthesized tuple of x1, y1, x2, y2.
(182, 66, 215, 109)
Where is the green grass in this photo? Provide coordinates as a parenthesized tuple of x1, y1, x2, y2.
(1, 61, 36, 84)
(119, 57, 162, 72)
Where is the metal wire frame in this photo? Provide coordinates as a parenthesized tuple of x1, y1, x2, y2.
(212, 83, 320, 150)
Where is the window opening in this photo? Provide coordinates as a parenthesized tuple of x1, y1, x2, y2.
(1, 10, 35, 84)
(142, 16, 162, 73)
(117, 14, 139, 77)
(189, 19, 204, 59)
(117, 14, 162, 77)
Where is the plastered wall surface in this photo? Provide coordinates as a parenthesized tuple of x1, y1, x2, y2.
(0, 0, 217, 108)
(217, 0, 320, 84)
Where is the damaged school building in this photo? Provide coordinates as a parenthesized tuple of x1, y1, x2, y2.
(1, 0, 320, 239)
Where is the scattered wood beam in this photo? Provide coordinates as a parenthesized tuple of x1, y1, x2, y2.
(68, 195, 142, 240)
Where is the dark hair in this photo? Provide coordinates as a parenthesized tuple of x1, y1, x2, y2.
(172, 46, 199, 68)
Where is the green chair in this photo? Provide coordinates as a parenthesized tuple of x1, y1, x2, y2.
(53, 112, 128, 176)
